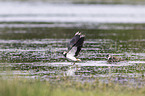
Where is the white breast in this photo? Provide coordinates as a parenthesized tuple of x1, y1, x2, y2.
(66, 54, 77, 61)
(66, 47, 77, 61)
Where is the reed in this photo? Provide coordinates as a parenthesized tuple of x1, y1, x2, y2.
(0, 77, 145, 96)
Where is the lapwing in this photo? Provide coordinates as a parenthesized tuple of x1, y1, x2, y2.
(106, 54, 125, 63)
(63, 32, 85, 64)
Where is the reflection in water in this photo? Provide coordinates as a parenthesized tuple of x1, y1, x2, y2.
(65, 65, 81, 76)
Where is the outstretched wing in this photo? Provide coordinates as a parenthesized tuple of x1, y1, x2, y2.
(74, 37, 85, 57)
(68, 35, 80, 50)
(67, 32, 85, 57)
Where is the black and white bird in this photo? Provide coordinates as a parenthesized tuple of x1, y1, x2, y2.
(63, 32, 85, 64)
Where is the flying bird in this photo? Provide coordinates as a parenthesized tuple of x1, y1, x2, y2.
(63, 32, 85, 64)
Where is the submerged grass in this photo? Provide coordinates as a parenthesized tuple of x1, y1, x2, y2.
(0, 77, 145, 96)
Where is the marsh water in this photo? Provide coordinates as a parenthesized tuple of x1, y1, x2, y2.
(0, 1, 145, 87)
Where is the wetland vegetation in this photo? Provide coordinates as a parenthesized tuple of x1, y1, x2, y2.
(0, 23, 145, 96)
(0, 1, 145, 96)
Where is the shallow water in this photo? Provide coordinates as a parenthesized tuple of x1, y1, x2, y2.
(0, 31, 145, 86)
(0, 1, 145, 87)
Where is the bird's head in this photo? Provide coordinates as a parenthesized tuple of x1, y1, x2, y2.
(63, 51, 67, 57)
(106, 54, 111, 59)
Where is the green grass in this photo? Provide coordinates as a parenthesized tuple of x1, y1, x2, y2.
(0, 78, 145, 96)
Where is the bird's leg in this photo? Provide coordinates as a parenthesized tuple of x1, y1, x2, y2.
(72, 62, 75, 65)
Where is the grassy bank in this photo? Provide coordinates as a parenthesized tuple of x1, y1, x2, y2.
(0, 78, 145, 96)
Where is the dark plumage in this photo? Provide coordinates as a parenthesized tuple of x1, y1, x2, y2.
(63, 32, 85, 62)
